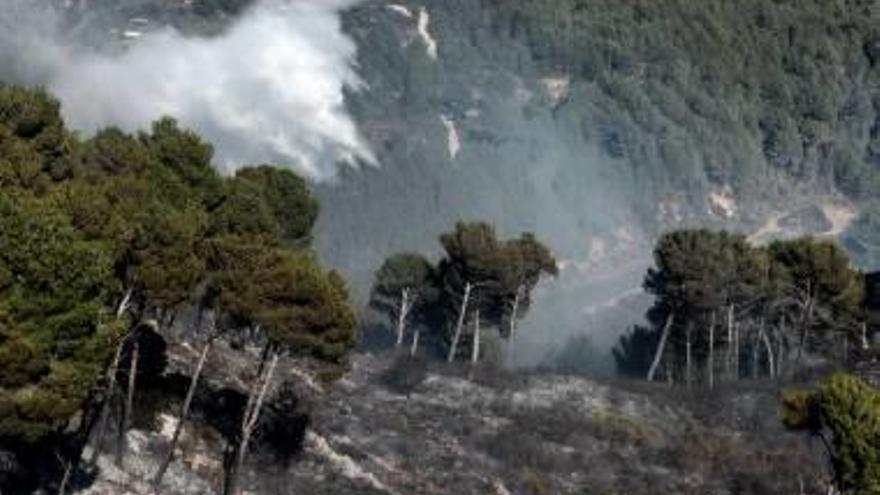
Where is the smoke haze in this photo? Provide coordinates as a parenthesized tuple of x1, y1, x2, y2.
(0, 0, 374, 180)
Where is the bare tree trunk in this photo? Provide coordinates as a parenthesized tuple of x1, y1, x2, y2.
(751, 326, 759, 380)
(410, 329, 420, 357)
(708, 311, 716, 390)
(471, 309, 480, 365)
(90, 341, 123, 464)
(117, 287, 133, 319)
(760, 319, 775, 379)
(57, 453, 72, 495)
(734, 324, 740, 380)
(153, 338, 213, 488)
(685, 325, 692, 390)
(226, 353, 279, 495)
(777, 315, 786, 379)
(89, 289, 133, 464)
(506, 287, 523, 366)
(647, 312, 674, 382)
(396, 288, 412, 347)
(862, 321, 870, 350)
(725, 304, 734, 379)
(116, 341, 139, 467)
(447, 282, 472, 363)
(796, 290, 814, 368)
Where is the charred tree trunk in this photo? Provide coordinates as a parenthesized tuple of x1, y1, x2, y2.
(447, 282, 472, 363)
(153, 338, 214, 488)
(647, 312, 674, 382)
(225, 352, 279, 495)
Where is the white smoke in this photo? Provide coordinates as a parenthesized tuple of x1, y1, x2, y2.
(0, 0, 375, 181)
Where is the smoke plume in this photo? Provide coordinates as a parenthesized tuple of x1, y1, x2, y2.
(0, 0, 374, 180)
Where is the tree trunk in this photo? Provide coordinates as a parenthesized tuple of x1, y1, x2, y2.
(447, 282, 472, 363)
(647, 312, 674, 382)
(226, 352, 279, 495)
(90, 341, 124, 464)
(708, 311, 716, 390)
(777, 315, 786, 379)
(396, 288, 412, 347)
(410, 329, 420, 357)
(57, 453, 72, 495)
(796, 291, 814, 368)
(734, 323, 740, 380)
(685, 325, 692, 390)
(760, 320, 775, 379)
(89, 289, 133, 464)
(862, 321, 869, 350)
(726, 304, 734, 379)
(751, 326, 759, 380)
(116, 341, 139, 467)
(471, 309, 480, 365)
(153, 338, 213, 488)
(117, 287, 133, 319)
(506, 286, 523, 365)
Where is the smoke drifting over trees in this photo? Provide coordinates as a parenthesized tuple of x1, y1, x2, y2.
(0, 0, 374, 180)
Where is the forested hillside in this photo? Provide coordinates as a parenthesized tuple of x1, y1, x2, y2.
(318, 0, 880, 305)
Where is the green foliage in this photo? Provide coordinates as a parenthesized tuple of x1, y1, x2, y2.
(142, 117, 222, 206)
(0, 85, 71, 178)
(208, 235, 357, 363)
(78, 126, 154, 176)
(782, 374, 880, 495)
(235, 165, 319, 243)
(0, 195, 118, 444)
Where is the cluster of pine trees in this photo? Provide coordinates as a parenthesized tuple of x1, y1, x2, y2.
(0, 85, 357, 494)
(615, 229, 877, 387)
(369, 222, 557, 365)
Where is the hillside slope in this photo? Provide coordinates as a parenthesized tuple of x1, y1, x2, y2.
(81, 351, 827, 495)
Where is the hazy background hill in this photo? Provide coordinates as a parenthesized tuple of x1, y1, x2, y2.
(314, 0, 880, 364)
